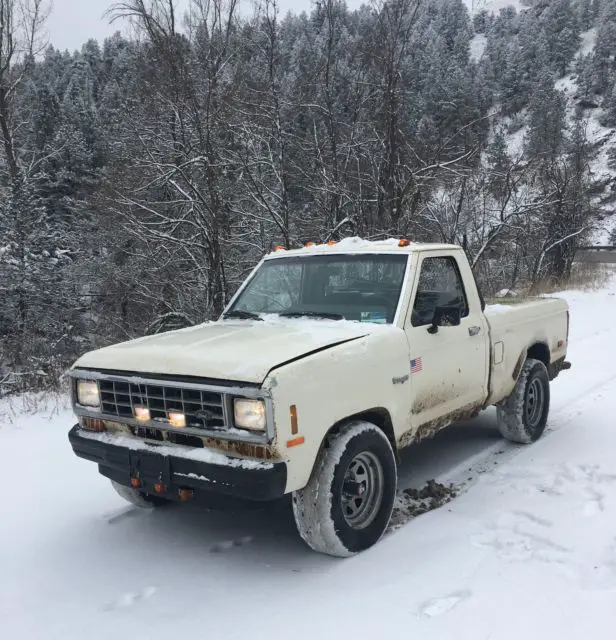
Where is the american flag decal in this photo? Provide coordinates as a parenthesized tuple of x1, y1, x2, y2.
(411, 357, 423, 374)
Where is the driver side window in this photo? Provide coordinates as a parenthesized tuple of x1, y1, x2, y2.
(411, 256, 469, 327)
(236, 264, 301, 313)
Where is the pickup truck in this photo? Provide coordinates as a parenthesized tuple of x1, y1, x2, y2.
(68, 238, 571, 557)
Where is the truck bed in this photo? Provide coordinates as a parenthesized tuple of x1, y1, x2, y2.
(484, 297, 569, 406)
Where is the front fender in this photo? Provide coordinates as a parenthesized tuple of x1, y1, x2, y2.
(262, 327, 411, 493)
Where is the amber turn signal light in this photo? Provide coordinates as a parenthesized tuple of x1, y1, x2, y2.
(286, 436, 305, 448)
(130, 477, 141, 488)
(178, 488, 194, 502)
(290, 405, 298, 435)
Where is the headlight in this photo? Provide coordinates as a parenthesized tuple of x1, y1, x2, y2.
(234, 398, 266, 431)
(76, 380, 100, 408)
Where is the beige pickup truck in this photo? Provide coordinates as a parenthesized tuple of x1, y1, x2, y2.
(68, 238, 571, 556)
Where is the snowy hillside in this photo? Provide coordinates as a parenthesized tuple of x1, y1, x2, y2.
(2, 268, 616, 639)
(467, 2, 616, 244)
(558, 84, 616, 243)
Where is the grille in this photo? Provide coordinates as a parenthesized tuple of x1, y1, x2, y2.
(98, 378, 226, 430)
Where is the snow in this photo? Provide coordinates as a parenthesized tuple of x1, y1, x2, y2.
(577, 28, 598, 58)
(555, 74, 578, 96)
(267, 236, 407, 256)
(488, 112, 527, 159)
(175, 472, 219, 484)
(464, 0, 525, 14)
(78, 430, 274, 470)
(469, 33, 487, 62)
(258, 313, 390, 330)
(484, 303, 516, 314)
(2, 272, 616, 638)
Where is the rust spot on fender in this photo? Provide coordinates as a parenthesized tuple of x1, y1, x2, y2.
(199, 436, 282, 461)
(398, 402, 482, 449)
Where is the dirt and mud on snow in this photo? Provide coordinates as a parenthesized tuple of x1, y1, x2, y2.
(389, 479, 459, 530)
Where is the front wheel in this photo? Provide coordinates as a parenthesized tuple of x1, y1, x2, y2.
(497, 358, 550, 444)
(292, 422, 397, 557)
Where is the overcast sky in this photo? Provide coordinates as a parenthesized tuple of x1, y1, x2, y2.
(45, 0, 364, 52)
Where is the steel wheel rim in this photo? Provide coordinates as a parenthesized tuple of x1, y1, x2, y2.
(341, 451, 385, 530)
(526, 377, 545, 428)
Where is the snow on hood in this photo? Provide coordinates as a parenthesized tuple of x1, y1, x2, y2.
(72, 316, 393, 384)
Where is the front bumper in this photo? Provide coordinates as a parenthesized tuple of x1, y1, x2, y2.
(68, 426, 287, 503)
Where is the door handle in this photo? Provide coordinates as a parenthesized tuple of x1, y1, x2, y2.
(468, 326, 481, 336)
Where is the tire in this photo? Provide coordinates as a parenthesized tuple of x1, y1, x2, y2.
(110, 480, 170, 508)
(292, 421, 397, 558)
(497, 358, 550, 444)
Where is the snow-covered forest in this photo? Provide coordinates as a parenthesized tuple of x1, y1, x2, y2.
(1, 0, 616, 391)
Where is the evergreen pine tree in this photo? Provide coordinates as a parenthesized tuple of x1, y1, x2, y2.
(600, 81, 616, 126)
(525, 72, 567, 159)
(542, 0, 581, 76)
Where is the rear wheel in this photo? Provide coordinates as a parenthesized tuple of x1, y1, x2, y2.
(292, 422, 397, 557)
(497, 358, 550, 444)
(110, 480, 170, 508)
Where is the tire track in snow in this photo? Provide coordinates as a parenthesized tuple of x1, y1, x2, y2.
(408, 299, 616, 512)
(418, 590, 472, 618)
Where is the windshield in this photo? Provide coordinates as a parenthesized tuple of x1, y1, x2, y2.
(227, 254, 408, 324)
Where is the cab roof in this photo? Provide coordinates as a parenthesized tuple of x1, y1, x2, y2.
(264, 237, 460, 259)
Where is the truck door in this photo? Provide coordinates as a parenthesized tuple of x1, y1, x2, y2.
(404, 252, 489, 430)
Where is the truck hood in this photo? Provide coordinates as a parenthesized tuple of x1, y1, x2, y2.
(72, 317, 391, 384)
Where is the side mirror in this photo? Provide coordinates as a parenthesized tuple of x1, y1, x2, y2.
(427, 306, 461, 334)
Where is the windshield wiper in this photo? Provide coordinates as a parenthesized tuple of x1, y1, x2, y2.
(223, 310, 263, 321)
(280, 311, 344, 320)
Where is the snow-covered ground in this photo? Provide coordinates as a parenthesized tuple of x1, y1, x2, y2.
(469, 33, 487, 62)
(2, 271, 616, 639)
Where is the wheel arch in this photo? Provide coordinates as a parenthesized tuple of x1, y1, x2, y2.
(527, 342, 550, 369)
(307, 407, 398, 480)
(497, 354, 551, 444)
(330, 407, 397, 455)
(512, 342, 550, 383)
